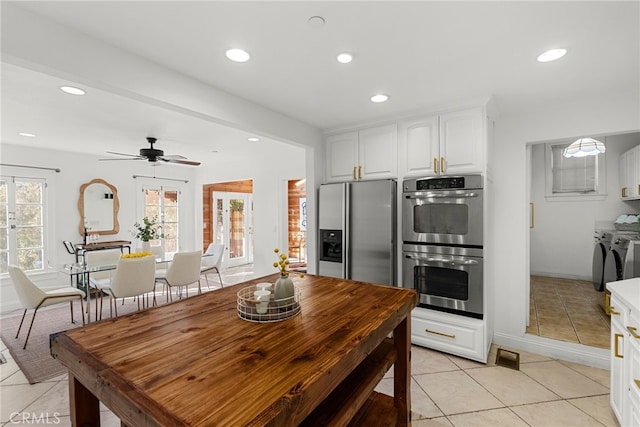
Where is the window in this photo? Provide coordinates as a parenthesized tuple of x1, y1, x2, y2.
(0, 176, 47, 273)
(142, 186, 180, 254)
(545, 142, 606, 199)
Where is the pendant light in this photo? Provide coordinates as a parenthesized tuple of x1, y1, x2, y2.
(563, 137, 606, 158)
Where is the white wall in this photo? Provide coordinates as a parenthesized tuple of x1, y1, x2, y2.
(530, 133, 640, 280)
(491, 89, 640, 366)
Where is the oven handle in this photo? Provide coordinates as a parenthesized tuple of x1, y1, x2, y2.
(404, 254, 478, 265)
(405, 192, 479, 199)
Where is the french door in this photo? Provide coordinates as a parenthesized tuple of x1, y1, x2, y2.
(212, 192, 253, 267)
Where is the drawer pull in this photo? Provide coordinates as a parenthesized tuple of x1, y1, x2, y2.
(627, 326, 640, 339)
(606, 294, 620, 315)
(635, 379, 640, 389)
(425, 328, 455, 339)
(614, 333, 624, 358)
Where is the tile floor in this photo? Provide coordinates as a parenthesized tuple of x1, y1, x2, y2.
(528, 276, 611, 349)
(0, 268, 618, 426)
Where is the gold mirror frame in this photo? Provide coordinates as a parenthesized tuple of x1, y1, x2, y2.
(78, 178, 120, 236)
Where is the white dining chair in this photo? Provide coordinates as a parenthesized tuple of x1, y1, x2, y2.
(155, 250, 203, 302)
(201, 243, 224, 289)
(97, 255, 156, 319)
(8, 265, 85, 349)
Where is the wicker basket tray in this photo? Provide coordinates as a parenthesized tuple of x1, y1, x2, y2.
(614, 222, 640, 232)
(237, 285, 301, 323)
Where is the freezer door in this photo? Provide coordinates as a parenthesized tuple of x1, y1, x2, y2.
(318, 183, 346, 278)
(349, 180, 396, 285)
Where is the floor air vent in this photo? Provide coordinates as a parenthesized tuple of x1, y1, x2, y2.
(495, 348, 520, 370)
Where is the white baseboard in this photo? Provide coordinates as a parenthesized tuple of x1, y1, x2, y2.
(529, 271, 592, 282)
(493, 332, 610, 370)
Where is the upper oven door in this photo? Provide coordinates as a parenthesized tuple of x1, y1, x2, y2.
(402, 188, 483, 246)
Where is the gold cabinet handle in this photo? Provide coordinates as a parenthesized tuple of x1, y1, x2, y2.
(440, 157, 445, 174)
(622, 187, 628, 198)
(425, 328, 455, 339)
(606, 294, 620, 315)
(353, 166, 357, 180)
(358, 165, 362, 180)
(635, 379, 640, 389)
(529, 202, 535, 229)
(627, 326, 640, 339)
(614, 333, 624, 358)
(433, 157, 438, 174)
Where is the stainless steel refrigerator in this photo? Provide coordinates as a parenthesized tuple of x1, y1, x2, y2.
(318, 179, 396, 285)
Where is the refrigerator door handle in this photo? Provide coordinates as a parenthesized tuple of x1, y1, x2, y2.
(343, 183, 349, 279)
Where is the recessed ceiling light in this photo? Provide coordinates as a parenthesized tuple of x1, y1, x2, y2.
(247, 137, 260, 142)
(308, 16, 325, 28)
(370, 94, 389, 103)
(18, 132, 36, 137)
(59, 86, 86, 95)
(537, 48, 567, 63)
(225, 48, 251, 63)
(337, 53, 353, 64)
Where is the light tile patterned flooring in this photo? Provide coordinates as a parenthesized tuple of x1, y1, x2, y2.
(528, 276, 611, 349)
(0, 267, 618, 426)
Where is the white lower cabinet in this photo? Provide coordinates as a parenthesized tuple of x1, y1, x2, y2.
(411, 307, 487, 363)
(607, 279, 640, 427)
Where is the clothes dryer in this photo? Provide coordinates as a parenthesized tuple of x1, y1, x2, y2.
(603, 232, 640, 284)
(592, 230, 614, 291)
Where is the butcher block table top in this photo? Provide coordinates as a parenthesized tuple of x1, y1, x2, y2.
(50, 274, 418, 426)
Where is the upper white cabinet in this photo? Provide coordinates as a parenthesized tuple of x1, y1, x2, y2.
(326, 124, 397, 182)
(620, 144, 640, 200)
(399, 107, 484, 177)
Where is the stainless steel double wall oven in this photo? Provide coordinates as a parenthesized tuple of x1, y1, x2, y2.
(402, 175, 484, 319)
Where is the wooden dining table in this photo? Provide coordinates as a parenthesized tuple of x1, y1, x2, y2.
(50, 273, 417, 426)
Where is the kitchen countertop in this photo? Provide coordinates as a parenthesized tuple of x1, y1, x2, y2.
(607, 278, 640, 310)
(50, 273, 418, 426)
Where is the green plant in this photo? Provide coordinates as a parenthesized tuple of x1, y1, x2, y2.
(131, 216, 163, 242)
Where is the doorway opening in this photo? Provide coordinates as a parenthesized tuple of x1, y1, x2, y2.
(203, 180, 253, 269)
(287, 179, 307, 272)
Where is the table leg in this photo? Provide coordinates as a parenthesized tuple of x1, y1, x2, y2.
(69, 374, 100, 426)
(394, 316, 411, 426)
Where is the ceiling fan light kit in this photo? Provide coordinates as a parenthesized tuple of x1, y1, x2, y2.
(100, 137, 201, 166)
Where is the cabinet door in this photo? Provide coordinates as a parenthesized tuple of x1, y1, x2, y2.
(398, 115, 439, 177)
(610, 295, 627, 424)
(358, 124, 397, 180)
(326, 131, 358, 182)
(439, 107, 484, 175)
(627, 146, 639, 199)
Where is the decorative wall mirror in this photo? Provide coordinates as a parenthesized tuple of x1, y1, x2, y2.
(78, 178, 120, 235)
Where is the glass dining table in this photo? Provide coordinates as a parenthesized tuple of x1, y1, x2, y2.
(58, 254, 177, 323)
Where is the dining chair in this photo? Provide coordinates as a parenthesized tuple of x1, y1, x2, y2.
(8, 265, 85, 349)
(155, 250, 202, 302)
(201, 243, 224, 289)
(97, 255, 156, 319)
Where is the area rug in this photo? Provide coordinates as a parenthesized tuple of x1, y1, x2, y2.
(0, 297, 149, 384)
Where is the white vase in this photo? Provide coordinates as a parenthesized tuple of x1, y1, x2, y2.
(141, 241, 151, 253)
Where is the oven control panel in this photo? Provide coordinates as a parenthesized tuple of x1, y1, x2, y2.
(403, 174, 483, 192)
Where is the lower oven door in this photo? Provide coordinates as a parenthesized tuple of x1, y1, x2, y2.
(402, 245, 483, 319)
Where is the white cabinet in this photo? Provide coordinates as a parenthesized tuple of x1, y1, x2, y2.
(608, 279, 640, 427)
(411, 307, 488, 363)
(620, 145, 640, 200)
(326, 124, 397, 182)
(399, 107, 484, 177)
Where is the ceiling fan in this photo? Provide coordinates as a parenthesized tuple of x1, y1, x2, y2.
(99, 137, 201, 166)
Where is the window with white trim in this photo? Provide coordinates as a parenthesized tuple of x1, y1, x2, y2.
(545, 142, 606, 199)
(0, 176, 47, 273)
(142, 186, 180, 254)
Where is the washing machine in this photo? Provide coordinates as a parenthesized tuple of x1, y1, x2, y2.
(592, 230, 614, 291)
(603, 232, 640, 284)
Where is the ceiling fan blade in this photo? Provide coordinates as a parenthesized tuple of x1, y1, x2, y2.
(159, 157, 201, 166)
(99, 157, 144, 161)
(105, 151, 141, 158)
(161, 154, 187, 160)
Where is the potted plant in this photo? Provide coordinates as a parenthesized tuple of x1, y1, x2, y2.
(132, 216, 163, 252)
